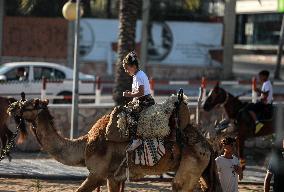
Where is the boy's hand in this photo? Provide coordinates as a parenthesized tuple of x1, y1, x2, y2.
(234, 165, 242, 175)
(233, 165, 243, 180)
(123, 91, 131, 97)
(254, 88, 261, 95)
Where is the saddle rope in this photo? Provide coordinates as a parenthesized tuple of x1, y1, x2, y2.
(0, 118, 23, 161)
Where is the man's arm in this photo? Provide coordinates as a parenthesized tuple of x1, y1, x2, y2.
(264, 171, 272, 192)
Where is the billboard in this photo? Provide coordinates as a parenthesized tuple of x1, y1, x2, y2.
(80, 19, 223, 66)
(236, 0, 278, 14)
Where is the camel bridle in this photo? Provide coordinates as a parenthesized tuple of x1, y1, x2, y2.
(220, 91, 230, 107)
(174, 89, 185, 148)
(19, 104, 46, 147)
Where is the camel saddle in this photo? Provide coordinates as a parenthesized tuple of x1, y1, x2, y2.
(105, 96, 179, 142)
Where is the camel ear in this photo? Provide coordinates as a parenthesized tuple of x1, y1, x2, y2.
(216, 81, 220, 88)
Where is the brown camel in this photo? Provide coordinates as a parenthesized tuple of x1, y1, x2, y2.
(0, 96, 27, 161)
(8, 98, 222, 192)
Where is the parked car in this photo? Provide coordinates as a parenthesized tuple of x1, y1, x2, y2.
(0, 62, 96, 103)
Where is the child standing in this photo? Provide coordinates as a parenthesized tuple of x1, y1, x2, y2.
(215, 137, 243, 192)
(122, 51, 155, 151)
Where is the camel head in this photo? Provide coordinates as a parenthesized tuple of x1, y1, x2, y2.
(8, 98, 49, 122)
(174, 89, 191, 129)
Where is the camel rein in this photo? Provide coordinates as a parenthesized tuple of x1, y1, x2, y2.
(0, 105, 44, 161)
(175, 89, 184, 148)
(220, 92, 229, 107)
(0, 118, 24, 161)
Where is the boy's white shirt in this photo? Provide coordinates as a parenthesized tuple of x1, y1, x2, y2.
(215, 155, 240, 192)
(132, 70, 151, 96)
(261, 80, 273, 104)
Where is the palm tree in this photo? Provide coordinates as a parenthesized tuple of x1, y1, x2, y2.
(113, 0, 140, 105)
(18, 0, 140, 106)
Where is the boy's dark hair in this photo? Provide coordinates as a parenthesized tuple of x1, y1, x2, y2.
(221, 137, 236, 145)
(259, 70, 270, 78)
(123, 51, 139, 68)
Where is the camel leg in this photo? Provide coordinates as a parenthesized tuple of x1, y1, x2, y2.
(172, 147, 208, 192)
(120, 181, 125, 192)
(107, 178, 122, 192)
(76, 174, 105, 192)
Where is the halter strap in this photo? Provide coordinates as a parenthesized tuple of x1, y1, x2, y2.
(220, 92, 229, 107)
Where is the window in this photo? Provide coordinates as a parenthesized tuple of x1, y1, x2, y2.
(34, 67, 65, 80)
(5, 66, 29, 81)
(54, 69, 65, 79)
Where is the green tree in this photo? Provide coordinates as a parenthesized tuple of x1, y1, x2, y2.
(18, 0, 66, 17)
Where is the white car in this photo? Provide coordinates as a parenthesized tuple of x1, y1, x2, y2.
(0, 62, 96, 102)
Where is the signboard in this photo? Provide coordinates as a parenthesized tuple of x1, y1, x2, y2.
(80, 19, 223, 66)
(278, 0, 284, 12)
(236, 0, 278, 14)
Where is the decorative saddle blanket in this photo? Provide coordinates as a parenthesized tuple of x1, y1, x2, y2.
(134, 138, 165, 166)
(105, 95, 180, 141)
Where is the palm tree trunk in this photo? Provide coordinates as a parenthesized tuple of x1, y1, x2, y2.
(113, 0, 140, 105)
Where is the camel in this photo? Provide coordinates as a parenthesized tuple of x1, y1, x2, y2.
(8, 97, 222, 192)
(0, 96, 27, 161)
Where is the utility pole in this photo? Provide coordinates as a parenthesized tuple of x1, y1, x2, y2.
(274, 15, 284, 80)
(70, 0, 81, 139)
(223, 0, 236, 79)
(67, 22, 75, 68)
(140, 0, 150, 70)
(0, 0, 4, 64)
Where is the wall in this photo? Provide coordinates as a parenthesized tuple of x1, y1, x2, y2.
(2, 16, 68, 59)
(7, 104, 274, 152)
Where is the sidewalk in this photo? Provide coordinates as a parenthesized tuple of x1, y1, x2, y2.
(0, 152, 267, 184)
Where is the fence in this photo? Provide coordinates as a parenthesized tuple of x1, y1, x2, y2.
(41, 76, 284, 104)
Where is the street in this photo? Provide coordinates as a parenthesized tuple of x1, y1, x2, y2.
(0, 152, 269, 191)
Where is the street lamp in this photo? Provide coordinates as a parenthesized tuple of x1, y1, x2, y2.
(62, 0, 83, 139)
(62, 0, 84, 21)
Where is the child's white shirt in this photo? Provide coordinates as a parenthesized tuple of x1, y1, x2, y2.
(132, 70, 151, 96)
(215, 155, 240, 192)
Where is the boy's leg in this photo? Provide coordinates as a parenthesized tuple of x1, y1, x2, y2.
(249, 110, 264, 133)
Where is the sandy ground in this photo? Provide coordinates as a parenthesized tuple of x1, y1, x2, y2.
(0, 178, 265, 192)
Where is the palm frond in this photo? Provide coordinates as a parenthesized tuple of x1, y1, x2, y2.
(18, 0, 38, 15)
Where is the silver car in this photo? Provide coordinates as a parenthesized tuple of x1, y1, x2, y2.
(0, 62, 96, 102)
(0, 62, 95, 81)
